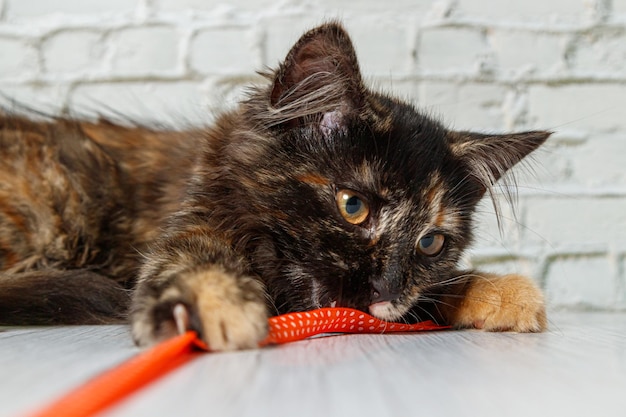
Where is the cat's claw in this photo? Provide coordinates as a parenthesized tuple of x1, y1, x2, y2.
(173, 303, 189, 335)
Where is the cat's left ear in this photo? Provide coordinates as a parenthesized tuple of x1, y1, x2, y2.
(267, 22, 366, 133)
(448, 130, 551, 196)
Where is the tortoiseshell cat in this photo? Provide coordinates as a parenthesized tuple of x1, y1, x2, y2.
(0, 23, 548, 350)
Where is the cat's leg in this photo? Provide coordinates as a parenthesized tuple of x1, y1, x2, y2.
(423, 271, 547, 332)
(130, 233, 269, 350)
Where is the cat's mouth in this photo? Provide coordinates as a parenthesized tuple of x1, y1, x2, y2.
(368, 301, 404, 321)
(322, 298, 404, 322)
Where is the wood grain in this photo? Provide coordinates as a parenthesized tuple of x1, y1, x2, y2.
(2, 313, 625, 417)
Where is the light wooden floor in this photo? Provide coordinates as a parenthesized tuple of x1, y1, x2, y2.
(2, 312, 626, 417)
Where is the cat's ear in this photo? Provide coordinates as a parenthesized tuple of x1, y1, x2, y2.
(448, 130, 551, 196)
(267, 22, 365, 133)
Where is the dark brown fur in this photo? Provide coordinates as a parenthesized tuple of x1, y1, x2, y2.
(0, 23, 548, 349)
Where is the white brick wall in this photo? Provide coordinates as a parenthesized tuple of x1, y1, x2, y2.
(0, 0, 624, 312)
(4, 0, 136, 19)
(109, 26, 181, 76)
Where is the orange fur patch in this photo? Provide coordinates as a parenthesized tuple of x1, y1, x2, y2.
(425, 186, 438, 205)
(444, 273, 547, 332)
(435, 205, 447, 228)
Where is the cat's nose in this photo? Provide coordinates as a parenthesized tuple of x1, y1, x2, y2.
(370, 281, 401, 303)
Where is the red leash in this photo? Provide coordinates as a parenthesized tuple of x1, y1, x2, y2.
(24, 308, 448, 417)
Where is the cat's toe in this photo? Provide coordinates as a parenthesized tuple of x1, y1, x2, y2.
(190, 269, 269, 350)
(452, 274, 547, 333)
(196, 291, 268, 351)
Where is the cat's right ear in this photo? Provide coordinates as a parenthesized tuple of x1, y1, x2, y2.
(266, 22, 366, 133)
(448, 130, 551, 200)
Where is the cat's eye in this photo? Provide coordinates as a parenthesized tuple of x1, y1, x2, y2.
(417, 234, 445, 257)
(336, 189, 369, 225)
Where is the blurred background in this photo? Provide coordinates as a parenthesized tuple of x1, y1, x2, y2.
(0, 0, 624, 312)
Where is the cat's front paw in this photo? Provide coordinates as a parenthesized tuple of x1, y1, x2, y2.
(131, 268, 269, 350)
(189, 269, 269, 350)
(450, 274, 547, 332)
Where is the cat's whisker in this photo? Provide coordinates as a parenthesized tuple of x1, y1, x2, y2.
(425, 291, 535, 311)
(407, 304, 437, 323)
(417, 295, 457, 311)
(472, 208, 555, 251)
(409, 304, 438, 324)
(264, 292, 281, 316)
(431, 272, 483, 287)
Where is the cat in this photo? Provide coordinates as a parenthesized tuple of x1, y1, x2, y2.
(0, 22, 548, 350)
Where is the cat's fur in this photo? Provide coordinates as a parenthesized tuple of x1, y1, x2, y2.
(0, 23, 548, 349)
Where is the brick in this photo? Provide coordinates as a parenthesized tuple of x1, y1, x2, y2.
(42, 30, 104, 73)
(190, 27, 259, 75)
(203, 76, 263, 114)
(517, 141, 572, 188)
(156, 0, 433, 15)
(5, 0, 136, 19)
(469, 257, 536, 278)
(456, 83, 507, 129)
(418, 27, 490, 73)
(370, 78, 420, 106)
(0, 37, 38, 78)
(489, 30, 565, 77)
(263, 16, 323, 67)
(313, 0, 435, 14)
(154, 0, 277, 12)
(69, 82, 207, 126)
(418, 81, 506, 130)
(571, 32, 626, 74)
(613, 0, 626, 15)
(0, 83, 69, 114)
(456, 0, 581, 23)
(471, 196, 524, 252)
(109, 27, 179, 76)
(522, 197, 626, 250)
(545, 256, 616, 308)
(567, 134, 626, 187)
(345, 22, 410, 76)
(617, 255, 626, 310)
(527, 85, 626, 132)
(418, 81, 457, 111)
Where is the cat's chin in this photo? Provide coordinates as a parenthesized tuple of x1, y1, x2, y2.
(368, 301, 404, 322)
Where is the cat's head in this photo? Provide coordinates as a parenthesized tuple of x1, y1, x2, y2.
(222, 22, 549, 320)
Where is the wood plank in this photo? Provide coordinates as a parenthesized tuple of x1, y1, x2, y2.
(0, 326, 137, 417)
(2, 313, 626, 417)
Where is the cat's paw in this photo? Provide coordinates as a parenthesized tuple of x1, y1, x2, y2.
(187, 269, 269, 350)
(450, 274, 547, 332)
(131, 268, 269, 350)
